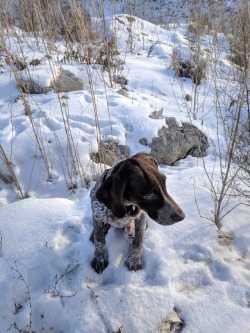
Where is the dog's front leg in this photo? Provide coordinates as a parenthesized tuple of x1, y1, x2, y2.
(91, 218, 110, 274)
(125, 212, 147, 271)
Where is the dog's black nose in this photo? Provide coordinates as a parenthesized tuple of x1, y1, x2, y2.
(171, 210, 185, 222)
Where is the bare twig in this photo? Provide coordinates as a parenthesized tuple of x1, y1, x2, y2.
(44, 262, 79, 304)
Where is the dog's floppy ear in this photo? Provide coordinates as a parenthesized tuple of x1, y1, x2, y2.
(135, 152, 158, 168)
(96, 174, 128, 218)
(148, 155, 158, 168)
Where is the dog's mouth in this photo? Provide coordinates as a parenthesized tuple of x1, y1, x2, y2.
(125, 203, 140, 216)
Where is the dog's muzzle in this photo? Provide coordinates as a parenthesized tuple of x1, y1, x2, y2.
(148, 199, 185, 226)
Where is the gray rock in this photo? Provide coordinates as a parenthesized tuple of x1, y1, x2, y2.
(150, 122, 208, 165)
(18, 67, 83, 94)
(50, 68, 83, 93)
(29, 59, 41, 66)
(165, 117, 182, 128)
(139, 138, 148, 146)
(113, 74, 128, 85)
(18, 79, 51, 94)
(117, 86, 129, 98)
(90, 140, 130, 166)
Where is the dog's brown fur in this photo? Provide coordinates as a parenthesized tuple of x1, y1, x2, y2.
(90, 152, 185, 273)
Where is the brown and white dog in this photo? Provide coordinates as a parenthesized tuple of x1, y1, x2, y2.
(90, 152, 185, 273)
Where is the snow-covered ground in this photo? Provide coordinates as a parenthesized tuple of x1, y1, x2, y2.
(0, 14, 249, 333)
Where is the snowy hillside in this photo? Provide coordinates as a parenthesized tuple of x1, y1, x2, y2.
(0, 10, 250, 333)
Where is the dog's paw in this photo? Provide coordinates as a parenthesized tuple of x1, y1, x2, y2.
(91, 256, 109, 274)
(124, 257, 143, 271)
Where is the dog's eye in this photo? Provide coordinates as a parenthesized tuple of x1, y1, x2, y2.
(143, 192, 157, 200)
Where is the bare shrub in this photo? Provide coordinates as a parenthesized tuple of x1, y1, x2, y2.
(195, 55, 250, 229)
(187, 13, 212, 38)
(227, 3, 250, 200)
(229, 4, 250, 71)
(233, 134, 250, 200)
(171, 49, 206, 85)
(44, 262, 79, 301)
(8, 263, 56, 332)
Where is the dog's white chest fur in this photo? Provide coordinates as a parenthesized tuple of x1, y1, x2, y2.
(91, 198, 141, 242)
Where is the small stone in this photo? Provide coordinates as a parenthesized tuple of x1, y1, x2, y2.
(113, 74, 128, 85)
(157, 307, 184, 333)
(30, 59, 41, 66)
(117, 87, 129, 98)
(165, 117, 182, 128)
(139, 138, 148, 146)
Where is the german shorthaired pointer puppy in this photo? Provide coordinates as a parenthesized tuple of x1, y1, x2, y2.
(90, 152, 185, 274)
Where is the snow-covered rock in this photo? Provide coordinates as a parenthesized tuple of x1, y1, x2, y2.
(50, 68, 84, 93)
(18, 65, 83, 93)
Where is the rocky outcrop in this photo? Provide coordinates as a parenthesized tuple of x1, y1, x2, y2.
(90, 140, 130, 166)
(150, 120, 208, 165)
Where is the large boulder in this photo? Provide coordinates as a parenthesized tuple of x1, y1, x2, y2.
(150, 120, 209, 165)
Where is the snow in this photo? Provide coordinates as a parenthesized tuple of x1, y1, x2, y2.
(19, 64, 61, 88)
(0, 13, 250, 333)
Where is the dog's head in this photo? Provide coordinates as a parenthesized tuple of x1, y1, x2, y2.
(96, 152, 185, 225)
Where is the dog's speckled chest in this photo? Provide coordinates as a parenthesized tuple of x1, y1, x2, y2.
(90, 169, 141, 229)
